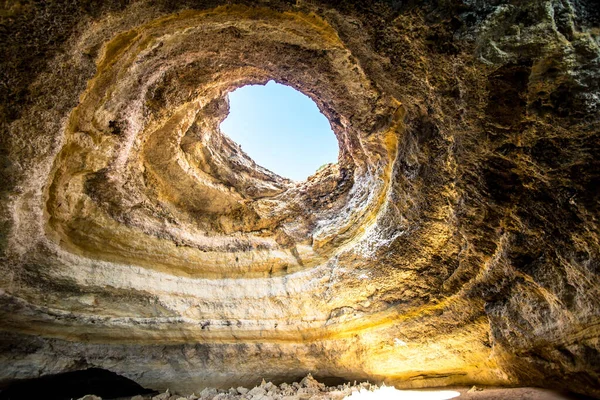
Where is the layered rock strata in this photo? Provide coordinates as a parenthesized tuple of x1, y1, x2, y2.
(1, 0, 599, 397)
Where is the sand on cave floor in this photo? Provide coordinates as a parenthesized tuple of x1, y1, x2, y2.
(415, 386, 593, 399)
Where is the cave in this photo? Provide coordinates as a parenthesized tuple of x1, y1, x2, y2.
(0, 1, 599, 400)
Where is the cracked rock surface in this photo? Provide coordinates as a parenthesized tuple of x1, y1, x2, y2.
(1, 0, 599, 397)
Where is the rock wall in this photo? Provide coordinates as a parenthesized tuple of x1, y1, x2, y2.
(1, 0, 599, 397)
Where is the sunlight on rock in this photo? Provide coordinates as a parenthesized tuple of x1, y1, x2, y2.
(345, 386, 461, 400)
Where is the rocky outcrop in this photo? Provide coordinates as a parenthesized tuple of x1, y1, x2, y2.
(1, 0, 599, 397)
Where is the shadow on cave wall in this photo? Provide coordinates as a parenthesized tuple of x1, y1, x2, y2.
(0, 368, 155, 400)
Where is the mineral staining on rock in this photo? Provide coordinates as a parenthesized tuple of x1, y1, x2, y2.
(0, 0, 599, 398)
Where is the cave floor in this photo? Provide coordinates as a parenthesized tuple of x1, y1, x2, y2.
(441, 386, 593, 399)
(111, 386, 595, 400)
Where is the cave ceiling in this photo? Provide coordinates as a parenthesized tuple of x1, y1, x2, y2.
(0, 0, 599, 397)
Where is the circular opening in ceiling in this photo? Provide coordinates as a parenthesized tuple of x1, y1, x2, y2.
(220, 80, 339, 182)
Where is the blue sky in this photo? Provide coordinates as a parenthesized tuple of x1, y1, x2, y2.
(220, 80, 339, 181)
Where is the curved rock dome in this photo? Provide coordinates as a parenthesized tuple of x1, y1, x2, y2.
(1, 0, 599, 397)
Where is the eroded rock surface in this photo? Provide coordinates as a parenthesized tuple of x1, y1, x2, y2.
(1, 0, 599, 397)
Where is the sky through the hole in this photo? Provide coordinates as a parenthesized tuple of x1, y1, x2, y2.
(220, 80, 339, 181)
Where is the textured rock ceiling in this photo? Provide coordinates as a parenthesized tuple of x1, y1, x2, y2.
(1, 0, 599, 397)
